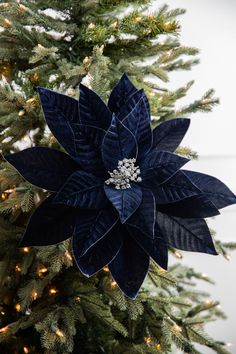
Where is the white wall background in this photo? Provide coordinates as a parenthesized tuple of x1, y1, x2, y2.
(151, 1, 236, 352)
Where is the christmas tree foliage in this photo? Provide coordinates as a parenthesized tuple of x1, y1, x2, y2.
(0, 1, 235, 353)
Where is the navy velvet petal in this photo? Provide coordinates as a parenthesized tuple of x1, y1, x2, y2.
(38, 87, 79, 157)
(152, 118, 190, 152)
(127, 188, 156, 238)
(72, 124, 106, 176)
(117, 89, 144, 121)
(108, 233, 150, 299)
(157, 212, 218, 255)
(108, 73, 138, 113)
(102, 114, 138, 171)
(140, 150, 189, 184)
(104, 184, 142, 223)
(54, 171, 107, 209)
(182, 170, 236, 209)
(158, 195, 220, 218)
(122, 97, 153, 159)
(73, 223, 123, 277)
(72, 208, 119, 257)
(150, 170, 201, 204)
(19, 195, 77, 247)
(127, 224, 168, 270)
(79, 84, 112, 129)
(5, 147, 78, 192)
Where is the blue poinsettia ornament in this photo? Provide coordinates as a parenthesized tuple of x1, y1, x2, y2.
(5, 74, 236, 299)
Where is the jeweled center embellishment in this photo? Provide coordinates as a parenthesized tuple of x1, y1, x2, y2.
(105, 158, 142, 189)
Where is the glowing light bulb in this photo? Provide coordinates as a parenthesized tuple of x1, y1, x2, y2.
(49, 287, 58, 295)
(23, 346, 29, 353)
(144, 336, 152, 346)
(32, 291, 38, 300)
(15, 303, 21, 312)
(23, 247, 30, 253)
(0, 326, 8, 333)
(110, 281, 117, 289)
(56, 329, 64, 337)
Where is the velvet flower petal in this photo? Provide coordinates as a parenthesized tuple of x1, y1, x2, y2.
(20, 195, 77, 247)
(73, 223, 123, 277)
(151, 118, 190, 152)
(72, 208, 119, 258)
(54, 171, 107, 209)
(108, 232, 150, 299)
(157, 212, 217, 255)
(141, 150, 189, 184)
(108, 73, 138, 113)
(5, 147, 78, 192)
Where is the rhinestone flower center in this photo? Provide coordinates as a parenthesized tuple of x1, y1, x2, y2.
(105, 158, 142, 189)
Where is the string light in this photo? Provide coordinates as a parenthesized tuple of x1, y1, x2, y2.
(75, 296, 81, 302)
(38, 265, 47, 276)
(149, 92, 155, 97)
(201, 273, 208, 279)
(3, 18, 11, 26)
(23, 247, 30, 253)
(144, 28, 152, 35)
(135, 16, 142, 22)
(0, 311, 5, 315)
(174, 250, 183, 259)
(156, 343, 161, 351)
(147, 15, 154, 21)
(15, 303, 21, 312)
(23, 346, 29, 353)
(83, 56, 90, 65)
(88, 23, 95, 30)
(32, 291, 38, 300)
(144, 336, 152, 346)
(0, 326, 8, 333)
(65, 251, 72, 261)
(49, 287, 58, 295)
(110, 280, 117, 289)
(26, 97, 37, 105)
(111, 20, 118, 29)
(225, 254, 231, 261)
(15, 264, 21, 272)
(55, 329, 64, 338)
(103, 266, 109, 272)
(172, 323, 182, 334)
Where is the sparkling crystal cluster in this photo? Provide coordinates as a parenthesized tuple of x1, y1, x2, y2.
(105, 158, 142, 189)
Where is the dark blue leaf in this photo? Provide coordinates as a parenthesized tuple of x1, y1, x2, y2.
(73, 223, 123, 277)
(72, 208, 119, 258)
(182, 170, 236, 209)
(121, 97, 153, 159)
(116, 88, 151, 123)
(104, 184, 142, 223)
(127, 188, 156, 238)
(140, 150, 189, 184)
(19, 195, 77, 247)
(79, 84, 112, 129)
(152, 118, 190, 152)
(108, 233, 150, 299)
(150, 170, 201, 204)
(5, 147, 78, 192)
(54, 171, 107, 209)
(108, 73, 138, 113)
(127, 224, 168, 270)
(159, 195, 220, 218)
(157, 212, 218, 255)
(102, 114, 138, 171)
(71, 124, 106, 176)
(38, 87, 79, 157)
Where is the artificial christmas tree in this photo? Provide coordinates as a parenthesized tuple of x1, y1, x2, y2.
(0, 1, 235, 353)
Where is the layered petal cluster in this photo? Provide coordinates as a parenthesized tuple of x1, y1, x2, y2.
(5, 74, 236, 299)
